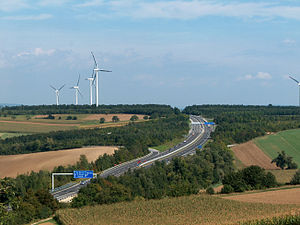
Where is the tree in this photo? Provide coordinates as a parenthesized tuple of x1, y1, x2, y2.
(130, 115, 138, 121)
(143, 116, 149, 120)
(272, 151, 297, 170)
(99, 118, 105, 124)
(290, 170, 300, 185)
(112, 116, 120, 122)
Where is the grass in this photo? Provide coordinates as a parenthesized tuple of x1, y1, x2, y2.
(0, 121, 77, 133)
(153, 137, 186, 152)
(241, 214, 300, 225)
(56, 194, 300, 225)
(0, 132, 28, 139)
(267, 169, 298, 184)
(0, 114, 146, 134)
(254, 129, 300, 166)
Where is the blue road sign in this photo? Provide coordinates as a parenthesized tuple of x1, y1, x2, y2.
(73, 170, 93, 179)
(204, 122, 215, 125)
(198, 145, 202, 149)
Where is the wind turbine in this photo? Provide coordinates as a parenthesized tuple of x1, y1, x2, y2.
(50, 84, 65, 106)
(91, 52, 112, 107)
(86, 76, 94, 106)
(289, 76, 300, 106)
(70, 74, 83, 105)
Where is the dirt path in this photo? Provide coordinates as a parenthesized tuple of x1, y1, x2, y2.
(223, 187, 300, 204)
(0, 120, 79, 126)
(231, 141, 279, 170)
(0, 146, 117, 178)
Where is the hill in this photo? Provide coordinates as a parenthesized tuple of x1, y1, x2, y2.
(254, 129, 300, 166)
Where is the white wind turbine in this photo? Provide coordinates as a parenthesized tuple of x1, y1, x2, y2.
(86, 76, 94, 106)
(91, 52, 112, 107)
(289, 76, 300, 107)
(70, 74, 83, 105)
(50, 84, 65, 106)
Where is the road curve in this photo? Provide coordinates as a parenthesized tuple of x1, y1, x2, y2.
(52, 115, 212, 201)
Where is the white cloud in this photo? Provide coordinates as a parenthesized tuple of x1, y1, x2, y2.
(2, 14, 52, 21)
(75, 0, 105, 8)
(75, 0, 300, 21)
(17, 48, 56, 57)
(283, 39, 296, 45)
(0, 0, 29, 12)
(239, 72, 272, 80)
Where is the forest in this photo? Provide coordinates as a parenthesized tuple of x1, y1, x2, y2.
(183, 105, 300, 144)
(0, 104, 177, 116)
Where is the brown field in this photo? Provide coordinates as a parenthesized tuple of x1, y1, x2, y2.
(223, 186, 300, 204)
(0, 146, 117, 178)
(231, 141, 279, 170)
(83, 114, 145, 122)
(56, 194, 300, 225)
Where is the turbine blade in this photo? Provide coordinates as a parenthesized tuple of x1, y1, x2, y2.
(59, 84, 65, 91)
(77, 74, 80, 86)
(78, 89, 83, 97)
(289, 76, 300, 84)
(50, 85, 56, 90)
(91, 51, 98, 68)
(100, 70, 112, 72)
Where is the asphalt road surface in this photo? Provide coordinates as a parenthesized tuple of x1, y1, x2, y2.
(51, 115, 212, 201)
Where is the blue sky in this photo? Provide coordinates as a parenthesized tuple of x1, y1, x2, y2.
(1, 0, 300, 107)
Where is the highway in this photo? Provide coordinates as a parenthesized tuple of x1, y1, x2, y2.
(51, 115, 212, 201)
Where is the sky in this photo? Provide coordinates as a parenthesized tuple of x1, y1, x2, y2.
(1, 0, 300, 107)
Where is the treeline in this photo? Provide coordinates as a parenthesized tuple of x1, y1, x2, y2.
(0, 104, 177, 116)
(183, 105, 300, 144)
(0, 114, 189, 155)
(72, 141, 234, 207)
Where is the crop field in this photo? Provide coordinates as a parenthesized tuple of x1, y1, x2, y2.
(0, 146, 117, 178)
(254, 129, 300, 166)
(0, 132, 28, 139)
(56, 194, 300, 225)
(267, 169, 298, 184)
(0, 113, 146, 134)
(223, 186, 300, 205)
(231, 141, 279, 170)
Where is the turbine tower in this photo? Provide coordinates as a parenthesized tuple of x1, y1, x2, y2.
(91, 52, 112, 107)
(86, 77, 94, 105)
(70, 74, 83, 105)
(289, 76, 300, 106)
(50, 84, 65, 106)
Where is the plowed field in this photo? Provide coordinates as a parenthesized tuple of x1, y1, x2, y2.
(0, 146, 117, 178)
(223, 186, 300, 204)
(231, 141, 279, 170)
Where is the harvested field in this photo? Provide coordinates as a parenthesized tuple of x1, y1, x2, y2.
(223, 186, 300, 204)
(231, 141, 279, 170)
(0, 146, 117, 178)
(83, 114, 145, 122)
(56, 194, 300, 225)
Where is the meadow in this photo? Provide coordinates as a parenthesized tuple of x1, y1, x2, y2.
(0, 113, 145, 134)
(254, 129, 300, 166)
(55, 194, 300, 225)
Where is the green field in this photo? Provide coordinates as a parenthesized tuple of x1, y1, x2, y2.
(0, 132, 28, 139)
(254, 129, 300, 166)
(56, 194, 300, 225)
(153, 137, 185, 152)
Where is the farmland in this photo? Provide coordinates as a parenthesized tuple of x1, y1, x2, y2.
(56, 194, 300, 225)
(254, 129, 300, 166)
(0, 113, 146, 134)
(223, 186, 300, 205)
(0, 146, 116, 178)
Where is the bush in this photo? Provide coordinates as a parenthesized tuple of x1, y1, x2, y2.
(290, 170, 300, 185)
(130, 115, 138, 121)
(221, 184, 234, 194)
(206, 187, 215, 195)
(100, 118, 105, 123)
(143, 116, 149, 120)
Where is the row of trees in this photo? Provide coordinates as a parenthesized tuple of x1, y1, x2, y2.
(0, 104, 177, 116)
